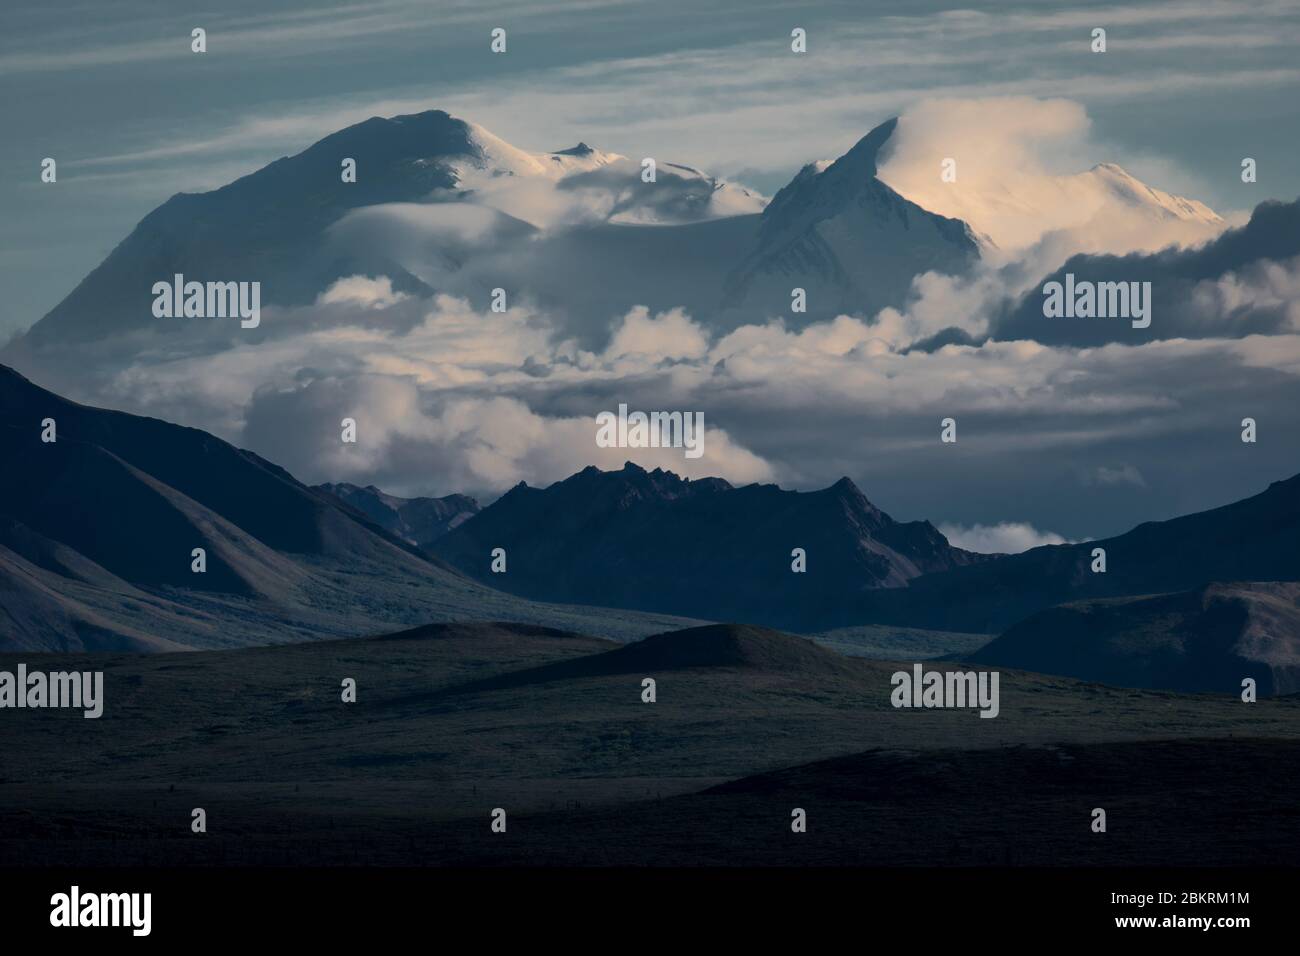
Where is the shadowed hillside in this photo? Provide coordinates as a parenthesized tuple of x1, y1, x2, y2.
(459, 737, 1300, 866)
(968, 581, 1300, 694)
(0, 365, 701, 650)
(854, 473, 1300, 633)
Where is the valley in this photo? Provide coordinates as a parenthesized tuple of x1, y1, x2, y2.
(2, 621, 1295, 866)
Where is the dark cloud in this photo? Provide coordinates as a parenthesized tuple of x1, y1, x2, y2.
(993, 199, 1300, 346)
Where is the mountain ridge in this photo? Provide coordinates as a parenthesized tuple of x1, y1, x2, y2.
(855, 471, 1300, 633)
(967, 581, 1300, 695)
(0, 364, 700, 650)
(430, 457, 1300, 636)
(314, 481, 479, 548)
(432, 460, 987, 628)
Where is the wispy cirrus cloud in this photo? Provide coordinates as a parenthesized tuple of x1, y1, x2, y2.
(0, 0, 633, 76)
(58, 0, 1300, 196)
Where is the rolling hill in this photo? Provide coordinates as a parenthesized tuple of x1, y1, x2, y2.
(3, 618, 1296, 866)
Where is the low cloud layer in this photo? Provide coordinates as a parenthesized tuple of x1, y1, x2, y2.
(76, 263, 1300, 539)
(938, 522, 1074, 554)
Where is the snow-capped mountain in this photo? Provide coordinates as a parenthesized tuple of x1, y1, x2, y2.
(1081, 162, 1223, 226)
(457, 123, 625, 180)
(723, 117, 980, 319)
(1, 106, 1230, 400)
(448, 121, 766, 228)
(2, 110, 974, 388)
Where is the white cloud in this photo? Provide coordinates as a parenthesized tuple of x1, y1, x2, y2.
(318, 275, 408, 310)
(87, 268, 1300, 505)
(99, 292, 782, 497)
(877, 97, 1226, 257)
(938, 521, 1074, 554)
(242, 379, 773, 497)
(604, 306, 710, 362)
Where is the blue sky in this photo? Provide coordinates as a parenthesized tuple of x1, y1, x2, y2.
(3, 0, 1299, 340)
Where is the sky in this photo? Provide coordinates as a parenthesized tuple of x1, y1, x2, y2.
(3, 0, 1299, 549)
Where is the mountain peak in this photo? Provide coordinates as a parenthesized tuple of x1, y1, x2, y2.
(277, 108, 477, 180)
(762, 117, 899, 227)
(1089, 161, 1129, 176)
(740, 115, 980, 311)
(839, 116, 900, 177)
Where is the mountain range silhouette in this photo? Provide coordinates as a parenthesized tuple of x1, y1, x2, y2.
(5, 362, 1299, 693)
